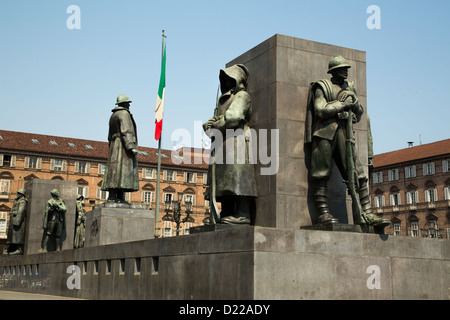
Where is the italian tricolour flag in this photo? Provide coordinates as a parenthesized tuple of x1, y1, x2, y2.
(154, 44, 166, 141)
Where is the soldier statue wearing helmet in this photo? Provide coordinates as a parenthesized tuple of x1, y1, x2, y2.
(42, 189, 67, 252)
(305, 55, 389, 227)
(203, 64, 258, 225)
(101, 94, 139, 203)
(6, 189, 28, 255)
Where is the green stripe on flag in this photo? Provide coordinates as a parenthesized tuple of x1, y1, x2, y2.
(158, 44, 166, 99)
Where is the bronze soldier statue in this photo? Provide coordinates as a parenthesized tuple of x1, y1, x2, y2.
(203, 64, 258, 225)
(74, 194, 85, 248)
(6, 189, 27, 255)
(42, 189, 67, 252)
(305, 55, 389, 227)
(101, 94, 139, 203)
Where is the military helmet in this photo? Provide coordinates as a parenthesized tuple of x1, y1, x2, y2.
(327, 55, 351, 74)
(50, 189, 60, 197)
(115, 94, 132, 105)
(17, 188, 26, 196)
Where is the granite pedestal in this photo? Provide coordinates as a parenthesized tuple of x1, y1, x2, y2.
(0, 227, 448, 300)
(85, 202, 154, 247)
(227, 34, 369, 229)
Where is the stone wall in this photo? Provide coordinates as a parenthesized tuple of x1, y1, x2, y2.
(0, 227, 448, 300)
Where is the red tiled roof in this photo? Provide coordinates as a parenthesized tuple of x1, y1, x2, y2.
(373, 139, 450, 168)
(0, 129, 208, 170)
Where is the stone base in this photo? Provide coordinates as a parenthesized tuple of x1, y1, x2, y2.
(190, 223, 251, 234)
(85, 202, 154, 247)
(301, 223, 386, 235)
(0, 226, 448, 300)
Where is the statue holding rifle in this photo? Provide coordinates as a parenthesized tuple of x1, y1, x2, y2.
(305, 55, 389, 227)
(203, 64, 258, 225)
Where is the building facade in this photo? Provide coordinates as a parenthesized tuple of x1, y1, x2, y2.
(371, 139, 450, 238)
(0, 130, 210, 242)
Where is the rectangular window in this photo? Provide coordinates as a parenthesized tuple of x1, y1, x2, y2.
(0, 212, 8, 236)
(164, 193, 174, 203)
(0, 154, 16, 168)
(163, 221, 172, 237)
(423, 162, 435, 176)
(203, 173, 208, 185)
(373, 172, 383, 184)
(410, 222, 419, 238)
(404, 165, 416, 178)
(406, 191, 418, 204)
(142, 191, 154, 203)
(183, 194, 195, 206)
(77, 186, 89, 199)
(98, 163, 106, 175)
(163, 170, 176, 181)
(390, 193, 401, 206)
(425, 189, 438, 202)
(75, 161, 90, 174)
(96, 188, 109, 200)
(24, 156, 42, 169)
(374, 195, 385, 208)
(50, 159, 66, 171)
(143, 168, 156, 179)
(388, 169, 399, 181)
(0, 180, 10, 194)
(184, 172, 197, 183)
(442, 159, 450, 173)
(393, 223, 401, 236)
(184, 222, 193, 235)
(444, 187, 450, 201)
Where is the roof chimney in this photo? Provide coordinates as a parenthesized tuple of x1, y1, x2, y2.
(407, 142, 414, 148)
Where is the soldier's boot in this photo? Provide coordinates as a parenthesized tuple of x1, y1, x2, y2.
(7, 245, 23, 256)
(55, 237, 62, 251)
(358, 180, 390, 227)
(313, 186, 339, 225)
(107, 190, 118, 202)
(117, 190, 126, 203)
(42, 234, 50, 252)
(222, 197, 251, 225)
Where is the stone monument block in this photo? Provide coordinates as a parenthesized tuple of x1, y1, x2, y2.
(85, 202, 154, 247)
(227, 34, 368, 229)
(24, 179, 77, 254)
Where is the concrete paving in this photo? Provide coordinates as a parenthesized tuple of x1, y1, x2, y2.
(0, 290, 86, 300)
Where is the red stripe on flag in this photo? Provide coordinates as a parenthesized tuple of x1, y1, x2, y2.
(155, 119, 163, 141)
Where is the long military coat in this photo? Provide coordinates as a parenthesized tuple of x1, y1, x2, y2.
(42, 197, 66, 236)
(101, 106, 139, 192)
(6, 195, 27, 245)
(203, 64, 258, 200)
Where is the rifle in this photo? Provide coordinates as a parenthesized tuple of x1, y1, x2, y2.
(344, 109, 367, 225)
(209, 86, 221, 224)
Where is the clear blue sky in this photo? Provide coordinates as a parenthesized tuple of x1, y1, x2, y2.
(1, 0, 449, 156)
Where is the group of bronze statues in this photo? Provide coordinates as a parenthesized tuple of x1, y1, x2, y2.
(5, 189, 86, 255)
(203, 56, 389, 228)
(4, 55, 388, 256)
